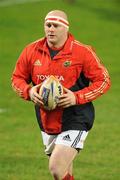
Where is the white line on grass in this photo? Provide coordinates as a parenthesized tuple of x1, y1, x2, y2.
(0, 0, 50, 7)
(0, 108, 8, 113)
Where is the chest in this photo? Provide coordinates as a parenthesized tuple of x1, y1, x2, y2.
(30, 51, 83, 88)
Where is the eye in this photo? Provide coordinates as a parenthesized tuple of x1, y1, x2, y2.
(53, 24, 59, 28)
(45, 22, 60, 28)
(46, 23, 52, 28)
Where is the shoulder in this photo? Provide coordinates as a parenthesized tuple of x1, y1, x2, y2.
(19, 37, 46, 58)
(67, 33, 95, 53)
(73, 39, 95, 53)
(25, 37, 46, 50)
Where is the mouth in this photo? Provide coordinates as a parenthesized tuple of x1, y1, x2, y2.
(48, 34, 55, 38)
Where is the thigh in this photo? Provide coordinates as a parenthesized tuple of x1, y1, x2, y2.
(49, 130, 88, 176)
(49, 144, 78, 177)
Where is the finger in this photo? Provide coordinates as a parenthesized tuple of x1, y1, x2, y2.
(33, 83, 42, 93)
(59, 94, 68, 99)
(33, 96, 44, 105)
(63, 87, 70, 93)
(35, 83, 42, 88)
(58, 97, 69, 104)
(34, 92, 43, 100)
(58, 100, 70, 107)
(58, 102, 71, 108)
(62, 104, 71, 108)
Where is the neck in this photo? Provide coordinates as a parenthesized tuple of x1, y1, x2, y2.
(47, 42, 64, 50)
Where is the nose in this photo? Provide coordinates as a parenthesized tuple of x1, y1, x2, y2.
(49, 25, 55, 31)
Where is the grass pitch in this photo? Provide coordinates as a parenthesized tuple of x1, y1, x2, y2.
(0, 0, 120, 179)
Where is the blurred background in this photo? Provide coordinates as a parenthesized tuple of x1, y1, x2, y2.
(0, 0, 120, 179)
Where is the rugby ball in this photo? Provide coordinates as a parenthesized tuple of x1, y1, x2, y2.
(39, 75, 63, 110)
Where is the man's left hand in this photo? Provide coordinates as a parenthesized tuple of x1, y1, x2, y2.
(58, 87, 76, 108)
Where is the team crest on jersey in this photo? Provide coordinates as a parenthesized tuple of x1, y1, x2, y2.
(63, 60, 72, 67)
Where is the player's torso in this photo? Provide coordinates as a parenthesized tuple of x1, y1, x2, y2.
(29, 40, 95, 134)
(30, 49, 83, 87)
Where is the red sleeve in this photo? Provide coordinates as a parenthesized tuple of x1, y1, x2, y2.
(74, 47, 111, 104)
(11, 47, 32, 100)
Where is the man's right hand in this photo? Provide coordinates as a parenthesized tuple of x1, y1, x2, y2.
(29, 84, 44, 106)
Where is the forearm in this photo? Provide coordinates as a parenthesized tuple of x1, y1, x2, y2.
(74, 74, 111, 104)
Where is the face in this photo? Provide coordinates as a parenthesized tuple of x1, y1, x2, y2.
(44, 21, 68, 48)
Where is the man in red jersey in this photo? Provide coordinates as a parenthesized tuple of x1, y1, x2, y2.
(11, 10, 111, 180)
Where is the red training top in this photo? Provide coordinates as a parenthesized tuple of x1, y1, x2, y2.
(11, 33, 111, 134)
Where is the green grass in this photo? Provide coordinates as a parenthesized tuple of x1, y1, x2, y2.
(0, 0, 120, 179)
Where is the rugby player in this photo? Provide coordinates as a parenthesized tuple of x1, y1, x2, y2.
(11, 10, 111, 180)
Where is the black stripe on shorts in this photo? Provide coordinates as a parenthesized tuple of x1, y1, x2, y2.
(71, 131, 83, 148)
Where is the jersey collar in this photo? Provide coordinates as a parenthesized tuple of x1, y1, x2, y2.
(37, 33, 74, 57)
